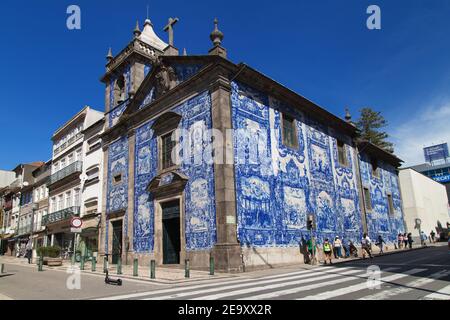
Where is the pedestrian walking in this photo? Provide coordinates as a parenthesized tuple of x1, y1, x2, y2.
(403, 233, 408, 249)
(333, 236, 342, 259)
(25, 239, 32, 264)
(361, 233, 373, 259)
(342, 239, 350, 258)
(375, 235, 385, 254)
(397, 233, 403, 249)
(306, 238, 317, 265)
(430, 230, 436, 243)
(349, 241, 358, 257)
(407, 233, 413, 249)
(322, 239, 333, 265)
(420, 231, 428, 247)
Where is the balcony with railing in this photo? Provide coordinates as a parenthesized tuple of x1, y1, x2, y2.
(17, 224, 32, 236)
(53, 133, 83, 156)
(48, 161, 82, 186)
(42, 206, 80, 225)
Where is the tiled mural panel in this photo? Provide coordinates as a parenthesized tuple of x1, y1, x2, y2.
(359, 154, 405, 242)
(133, 91, 216, 252)
(231, 81, 365, 247)
(105, 136, 129, 252)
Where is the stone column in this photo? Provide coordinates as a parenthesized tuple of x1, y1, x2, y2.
(210, 73, 243, 273)
(99, 146, 109, 257)
(353, 145, 368, 235)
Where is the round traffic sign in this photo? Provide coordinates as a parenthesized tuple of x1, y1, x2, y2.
(71, 217, 82, 228)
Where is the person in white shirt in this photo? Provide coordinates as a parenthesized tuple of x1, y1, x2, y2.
(333, 236, 342, 259)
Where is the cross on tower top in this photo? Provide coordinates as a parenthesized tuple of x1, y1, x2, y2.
(164, 17, 179, 47)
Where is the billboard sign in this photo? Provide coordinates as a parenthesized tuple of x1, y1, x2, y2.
(431, 174, 450, 184)
(423, 143, 449, 163)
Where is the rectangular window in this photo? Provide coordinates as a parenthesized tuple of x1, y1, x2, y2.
(337, 140, 348, 167)
(363, 187, 372, 211)
(68, 153, 73, 164)
(113, 174, 122, 185)
(160, 131, 175, 170)
(50, 197, 56, 212)
(371, 158, 379, 178)
(74, 188, 80, 207)
(282, 114, 298, 149)
(57, 195, 63, 211)
(387, 194, 394, 216)
(65, 191, 72, 208)
(76, 149, 82, 162)
(61, 158, 66, 170)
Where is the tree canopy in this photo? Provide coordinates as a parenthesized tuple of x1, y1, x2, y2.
(356, 107, 394, 153)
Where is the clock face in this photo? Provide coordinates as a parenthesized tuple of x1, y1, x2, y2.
(71, 218, 82, 228)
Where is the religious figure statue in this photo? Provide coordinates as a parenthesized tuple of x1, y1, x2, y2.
(154, 61, 177, 98)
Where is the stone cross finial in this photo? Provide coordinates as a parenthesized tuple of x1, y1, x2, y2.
(164, 17, 179, 46)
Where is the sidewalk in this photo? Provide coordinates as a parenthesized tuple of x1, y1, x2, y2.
(0, 255, 235, 284)
(319, 241, 448, 266)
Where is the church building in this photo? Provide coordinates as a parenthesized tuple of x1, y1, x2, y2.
(99, 17, 406, 272)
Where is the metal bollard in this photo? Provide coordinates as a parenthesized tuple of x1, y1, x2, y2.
(133, 258, 138, 276)
(1, 263, 4, 274)
(117, 257, 122, 275)
(185, 259, 190, 278)
(209, 256, 214, 276)
(80, 255, 85, 270)
(38, 256, 43, 272)
(91, 257, 96, 272)
(150, 260, 155, 279)
(103, 256, 108, 273)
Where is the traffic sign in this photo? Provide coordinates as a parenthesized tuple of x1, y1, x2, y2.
(71, 217, 82, 228)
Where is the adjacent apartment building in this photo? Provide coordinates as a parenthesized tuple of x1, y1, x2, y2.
(45, 106, 103, 257)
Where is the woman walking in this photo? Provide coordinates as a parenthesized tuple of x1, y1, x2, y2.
(361, 233, 373, 259)
(323, 239, 333, 265)
(375, 235, 385, 254)
(333, 236, 342, 259)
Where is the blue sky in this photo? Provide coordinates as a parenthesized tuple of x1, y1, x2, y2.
(1, 0, 450, 169)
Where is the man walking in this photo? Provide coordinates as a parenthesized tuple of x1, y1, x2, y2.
(361, 233, 373, 259)
(420, 231, 428, 247)
(375, 235, 385, 254)
(430, 230, 436, 243)
(407, 233, 414, 249)
(25, 238, 33, 264)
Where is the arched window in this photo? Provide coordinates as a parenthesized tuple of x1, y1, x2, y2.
(114, 75, 126, 105)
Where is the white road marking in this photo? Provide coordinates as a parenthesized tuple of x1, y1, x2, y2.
(191, 269, 364, 300)
(421, 284, 450, 300)
(359, 270, 450, 300)
(142, 267, 355, 300)
(298, 268, 426, 300)
(238, 267, 400, 300)
(95, 266, 335, 300)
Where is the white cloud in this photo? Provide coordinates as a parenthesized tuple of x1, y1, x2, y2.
(390, 102, 450, 167)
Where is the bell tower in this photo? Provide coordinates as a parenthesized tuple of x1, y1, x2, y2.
(101, 18, 168, 116)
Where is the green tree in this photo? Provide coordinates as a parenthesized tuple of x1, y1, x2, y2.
(356, 107, 394, 153)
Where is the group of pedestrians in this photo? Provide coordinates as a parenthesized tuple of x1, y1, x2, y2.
(305, 233, 392, 265)
(396, 233, 413, 249)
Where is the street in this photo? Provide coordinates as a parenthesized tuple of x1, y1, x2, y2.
(0, 245, 449, 300)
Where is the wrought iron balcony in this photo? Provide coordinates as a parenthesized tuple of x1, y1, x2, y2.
(53, 133, 83, 156)
(42, 206, 80, 225)
(49, 161, 82, 185)
(17, 224, 32, 236)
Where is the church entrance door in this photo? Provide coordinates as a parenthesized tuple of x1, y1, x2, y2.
(111, 220, 123, 264)
(161, 200, 181, 264)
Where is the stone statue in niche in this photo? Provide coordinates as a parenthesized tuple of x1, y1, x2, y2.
(154, 58, 177, 98)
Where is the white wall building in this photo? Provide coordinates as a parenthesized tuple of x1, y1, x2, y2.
(46, 106, 103, 254)
(79, 117, 104, 257)
(399, 168, 450, 241)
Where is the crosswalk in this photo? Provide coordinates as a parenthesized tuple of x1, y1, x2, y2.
(95, 266, 450, 300)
